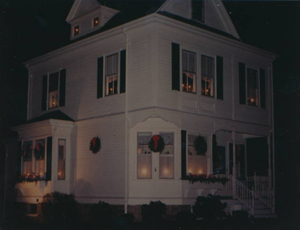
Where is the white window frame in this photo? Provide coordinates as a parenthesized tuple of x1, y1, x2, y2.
(105, 52, 119, 96)
(182, 50, 197, 94)
(46, 70, 64, 110)
(246, 67, 259, 107)
(201, 55, 215, 98)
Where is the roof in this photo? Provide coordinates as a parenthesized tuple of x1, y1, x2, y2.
(25, 110, 74, 124)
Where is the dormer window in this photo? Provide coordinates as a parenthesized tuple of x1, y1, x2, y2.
(74, 25, 79, 36)
(93, 17, 100, 28)
(192, 0, 204, 22)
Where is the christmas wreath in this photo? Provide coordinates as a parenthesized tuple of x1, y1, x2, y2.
(90, 136, 101, 154)
(34, 143, 45, 160)
(22, 144, 32, 160)
(194, 135, 207, 156)
(148, 135, 165, 152)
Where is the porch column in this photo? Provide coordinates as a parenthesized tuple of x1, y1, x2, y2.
(232, 131, 236, 197)
(267, 135, 272, 188)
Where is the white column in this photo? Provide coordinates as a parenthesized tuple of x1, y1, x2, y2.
(268, 135, 272, 188)
(232, 131, 236, 197)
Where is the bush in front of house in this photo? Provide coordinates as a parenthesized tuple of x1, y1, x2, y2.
(114, 213, 135, 230)
(41, 192, 78, 224)
(141, 201, 166, 227)
(175, 210, 197, 229)
(89, 201, 117, 228)
(192, 194, 227, 223)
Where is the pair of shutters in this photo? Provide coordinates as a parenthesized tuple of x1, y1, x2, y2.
(42, 69, 66, 111)
(239, 63, 266, 108)
(97, 50, 126, 98)
(172, 43, 224, 100)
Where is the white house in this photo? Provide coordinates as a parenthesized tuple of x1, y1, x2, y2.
(12, 0, 276, 218)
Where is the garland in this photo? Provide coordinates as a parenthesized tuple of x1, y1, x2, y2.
(90, 136, 101, 154)
(194, 135, 207, 156)
(17, 173, 47, 183)
(182, 174, 229, 186)
(34, 143, 45, 160)
(148, 135, 165, 152)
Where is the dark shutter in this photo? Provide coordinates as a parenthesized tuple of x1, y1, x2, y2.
(260, 68, 266, 108)
(46, 136, 52, 181)
(181, 130, 187, 178)
(229, 143, 233, 175)
(97, 57, 103, 98)
(17, 141, 22, 176)
(239, 62, 246, 104)
(42, 74, 48, 111)
(120, 50, 126, 93)
(216, 56, 223, 100)
(172, 43, 180, 91)
(59, 69, 66, 107)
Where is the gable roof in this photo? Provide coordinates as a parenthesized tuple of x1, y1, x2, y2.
(66, 0, 102, 22)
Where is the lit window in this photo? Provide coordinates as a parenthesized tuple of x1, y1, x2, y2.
(137, 133, 152, 179)
(187, 135, 207, 175)
(74, 25, 79, 36)
(159, 133, 174, 179)
(247, 68, 258, 106)
(49, 72, 59, 109)
(182, 50, 196, 93)
(93, 17, 99, 27)
(105, 53, 118, 95)
(201, 55, 215, 97)
(34, 139, 45, 177)
(58, 139, 66, 180)
(22, 141, 33, 175)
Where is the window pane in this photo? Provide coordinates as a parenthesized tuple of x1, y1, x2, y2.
(23, 141, 32, 175)
(182, 51, 196, 93)
(106, 54, 118, 75)
(49, 72, 59, 108)
(188, 135, 207, 175)
(159, 133, 174, 179)
(201, 56, 215, 97)
(247, 68, 258, 106)
(35, 139, 45, 177)
(137, 133, 152, 179)
(58, 139, 66, 180)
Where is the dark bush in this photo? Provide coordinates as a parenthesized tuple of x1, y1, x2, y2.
(141, 201, 166, 226)
(41, 192, 78, 224)
(114, 213, 135, 229)
(89, 201, 117, 228)
(232, 210, 249, 221)
(175, 211, 196, 229)
(192, 194, 227, 222)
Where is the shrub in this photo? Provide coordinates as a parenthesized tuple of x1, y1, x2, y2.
(41, 192, 78, 224)
(141, 201, 166, 225)
(232, 210, 249, 221)
(89, 201, 117, 228)
(192, 194, 227, 222)
(175, 211, 196, 229)
(114, 213, 135, 229)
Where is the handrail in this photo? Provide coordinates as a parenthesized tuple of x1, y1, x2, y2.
(255, 179, 274, 210)
(235, 178, 254, 215)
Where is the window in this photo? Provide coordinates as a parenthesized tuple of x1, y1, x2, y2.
(192, 0, 204, 22)
(93, 17, 99, 28)
(22, 141, 33, 175)
(137, 133, 152, 179)
(74, 25, 79, 36)
(247, 68, 258, 106)
(201, 55, 215, 97)
(34, 139, 45, 177)
(159, 133, 174, 179)
(42, 69, 66, 111)
(182, 50, 196, 93)
(27, 204, 37, 215)
(187, 135, 207, 175)
(58, 139, 66, 180)
(105, 53, 118, 95)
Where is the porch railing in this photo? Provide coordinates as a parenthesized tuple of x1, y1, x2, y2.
(235, 178, 254, 215)
(255, 180, 274, 211)
(246, 175, 270, 189)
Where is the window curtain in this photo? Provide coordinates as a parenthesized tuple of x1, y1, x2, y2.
(159, 133, 174, 179)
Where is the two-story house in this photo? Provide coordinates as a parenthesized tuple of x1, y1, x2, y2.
(12, 0, 276, 218)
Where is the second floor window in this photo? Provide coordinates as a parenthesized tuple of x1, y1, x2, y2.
(49, 72, 59, 108)
(182, 50, 196, 93)
(247, 68, 258, 106)
(201, 55, 215, 97)
(106, 53, 118, 95)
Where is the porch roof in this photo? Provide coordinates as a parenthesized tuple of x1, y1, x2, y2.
(25, 111, 74, 124)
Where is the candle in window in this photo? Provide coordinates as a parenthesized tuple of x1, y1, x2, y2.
(142, 168, 147, 175)
(250, 98, 254, 103)
(188, 169, 192, 174)
(198, 170, 203, 174)
(137, 148, 142, 154)
(164, 168, 169, 175)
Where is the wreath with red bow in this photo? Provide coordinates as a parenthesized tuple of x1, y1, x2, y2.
(22, 143, 32, 160)
(90, 136, 101, 154)
(34, 143, 45, 160)
(148, 135, 165, 153)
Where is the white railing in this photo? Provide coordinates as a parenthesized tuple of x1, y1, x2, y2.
(235, 178, 254, 215)
(247, 175, 270, 189)
(255, 180, 274, 211)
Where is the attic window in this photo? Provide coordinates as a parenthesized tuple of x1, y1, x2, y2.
(93, 17, 99, 28)
(192, 0, 204, 22)
(74, 25, 79, 36)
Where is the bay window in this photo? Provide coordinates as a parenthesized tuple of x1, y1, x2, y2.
(137, 133, 152, 179)
(201, 55, 215, 97)
(187, 135, 207, 175)
(34, 139, 45, 177)
(22, 141, 33, 175)
(58, 139, 66, 180)
(159, 133, 174, 179)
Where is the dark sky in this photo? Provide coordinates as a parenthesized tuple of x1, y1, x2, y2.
(0, 0, 299, 126)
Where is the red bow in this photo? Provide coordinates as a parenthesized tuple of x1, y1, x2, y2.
(152, 135, 160, 150)
(35, 144, 40, 151)
(92, 138, 97, 148)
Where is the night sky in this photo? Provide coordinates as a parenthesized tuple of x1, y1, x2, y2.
(0, 0, 299, 221)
